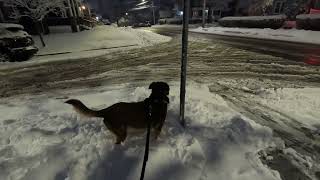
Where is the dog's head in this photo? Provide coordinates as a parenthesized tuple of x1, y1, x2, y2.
(149, 82, 170, 96)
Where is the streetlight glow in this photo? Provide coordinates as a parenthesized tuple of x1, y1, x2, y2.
(81, 5, 86, 10)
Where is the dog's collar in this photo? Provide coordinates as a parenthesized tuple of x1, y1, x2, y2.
(151, 97, 169, 104)
(144, 96, 169, 105)
(150, 96, 169, 104)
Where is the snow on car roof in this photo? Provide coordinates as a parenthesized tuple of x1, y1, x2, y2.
(0, 23, 24, 30)
(0, 23, 29, 39)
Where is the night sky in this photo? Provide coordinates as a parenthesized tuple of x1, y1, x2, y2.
(87, 0, 178, 18)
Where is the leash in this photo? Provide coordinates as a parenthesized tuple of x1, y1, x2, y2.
(140, 104, 152, 180)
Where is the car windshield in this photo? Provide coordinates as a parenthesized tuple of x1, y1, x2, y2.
(0, 0, 320, 180)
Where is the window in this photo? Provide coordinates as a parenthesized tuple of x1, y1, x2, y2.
(274, 1, 285, 14)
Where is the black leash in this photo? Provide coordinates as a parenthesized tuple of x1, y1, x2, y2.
(140, 104, 152, 180)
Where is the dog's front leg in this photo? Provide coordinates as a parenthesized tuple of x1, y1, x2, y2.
(153, 120, 165, 140)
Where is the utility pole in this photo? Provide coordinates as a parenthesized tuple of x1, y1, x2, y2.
(180, 0, 190, 128)
(0, 1, 4, 23)
(0, 8, 4, 23)
(68, 0, 78, 32)
(152, 0, 156, 25)
(202, 0, 206, 28)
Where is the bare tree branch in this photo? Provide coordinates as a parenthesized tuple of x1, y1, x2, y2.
(5, 0, 66, 21)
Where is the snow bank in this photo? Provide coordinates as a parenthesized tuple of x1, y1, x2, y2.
(296, 14, 320, 20)
(0, 82, 280, 180)
(33, 25, 171, 56)
(190, 27, 320, 45)
(218, 15, 286, 29)
(296, 14, 320, 31)
(221, 15, 286, 21)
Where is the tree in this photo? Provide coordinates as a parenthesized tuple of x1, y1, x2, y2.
(284, 0, 309, 19)
(5, 0, 65, 47)
(248, 0, 274, 15)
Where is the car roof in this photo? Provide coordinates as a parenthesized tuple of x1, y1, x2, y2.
(0, 23, 24, 31)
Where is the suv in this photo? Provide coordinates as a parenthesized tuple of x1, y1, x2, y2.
(0, 23, 38, 62)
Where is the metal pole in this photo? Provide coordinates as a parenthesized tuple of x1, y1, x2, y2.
(152, 0, 156, 25)
(202, 0, 206, 28)
(179, 0, 190, 128)
(0, 7, 4, 23)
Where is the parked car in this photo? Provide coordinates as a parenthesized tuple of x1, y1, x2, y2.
(0, 23, 38, 62)
(132, 21, 152, 28)
(101, 18, 111, 25)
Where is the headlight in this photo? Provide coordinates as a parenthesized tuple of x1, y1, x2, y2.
(26, 37, 33, 45)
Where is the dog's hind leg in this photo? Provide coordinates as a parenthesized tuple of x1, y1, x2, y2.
(103, 119, 123, 144)
(114, 127, 127, 144)
(118, 125, 127, 143)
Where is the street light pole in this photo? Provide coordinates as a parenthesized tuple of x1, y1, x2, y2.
(202, 0, 206, 28)
(180, 0, 190, 128)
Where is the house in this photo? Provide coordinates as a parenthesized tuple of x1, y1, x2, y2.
(190, 0, 317, 22)
(190, 0, 239, 22)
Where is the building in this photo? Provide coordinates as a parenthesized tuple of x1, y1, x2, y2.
(189, 0, 316, 22)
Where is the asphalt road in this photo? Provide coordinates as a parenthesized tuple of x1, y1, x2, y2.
(149, 25, 320, 63)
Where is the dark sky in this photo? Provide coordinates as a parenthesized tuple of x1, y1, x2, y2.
(87, 0, 176, 16)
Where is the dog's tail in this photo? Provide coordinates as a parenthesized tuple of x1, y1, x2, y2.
(65, 99, 102, 118)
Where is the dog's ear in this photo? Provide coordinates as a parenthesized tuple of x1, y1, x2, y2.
(149, 82, 157, 90)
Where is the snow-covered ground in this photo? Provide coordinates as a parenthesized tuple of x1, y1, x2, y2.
(0, 25, 171, 70)
(0, 82, 291, 180)
(257, 88, 320, 130)
(34, 25, 171, 56)
(190, 27, 320, 45)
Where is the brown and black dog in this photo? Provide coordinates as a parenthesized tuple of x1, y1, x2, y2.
(65, 82, 170, 144)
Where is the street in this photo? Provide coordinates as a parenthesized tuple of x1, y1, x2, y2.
(1, 27, 320, 179)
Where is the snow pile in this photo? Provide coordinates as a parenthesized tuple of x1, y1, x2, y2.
(33, 25, 171, 56)
(0, 82, 280, 180)
(257, 88, 320, 129)
(296, 14, 320, 20)
(220, 15, 286, 21)
(190, 27, 320, 45)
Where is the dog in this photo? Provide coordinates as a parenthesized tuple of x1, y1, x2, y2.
(65, 82, 170, 144)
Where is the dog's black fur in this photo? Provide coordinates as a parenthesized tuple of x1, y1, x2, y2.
(65, 82, 170, 144)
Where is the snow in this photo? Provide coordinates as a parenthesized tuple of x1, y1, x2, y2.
(0, 25, 171, 70)
(0, 23, 30, 39)
(296, 14, 320, 20)
(0, 23, 24, 30)
(256, 88, 320, 129)
(34, 26, 171, 56)
(220, 15, 286, 21)
(190, 27, 320, 45)
(0, 82, 281, 180)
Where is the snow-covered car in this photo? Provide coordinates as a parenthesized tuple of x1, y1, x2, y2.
(0, 23, 38, 62)
(132, 21, 152, 28)
(101, 19, 111, 25)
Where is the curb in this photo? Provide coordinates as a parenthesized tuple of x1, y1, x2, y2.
(35, 44, 139, 57)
